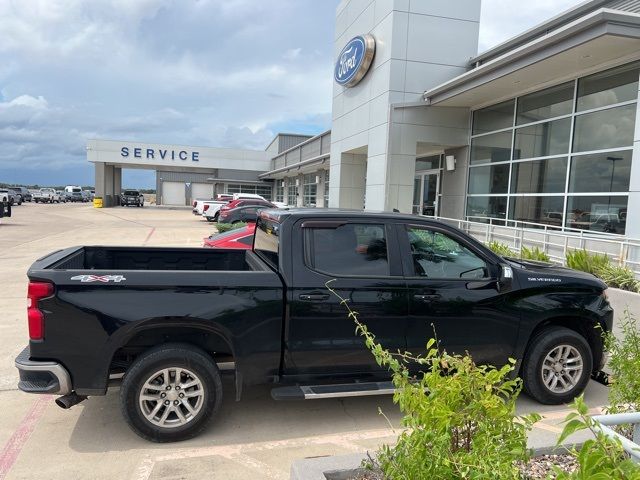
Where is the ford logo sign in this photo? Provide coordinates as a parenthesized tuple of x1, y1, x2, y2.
(334, 34, 376, 88)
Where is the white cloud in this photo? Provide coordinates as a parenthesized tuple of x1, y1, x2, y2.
(479, 0, 583, 52)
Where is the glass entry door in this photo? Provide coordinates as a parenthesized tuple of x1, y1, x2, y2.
(413, 171, 439, 216)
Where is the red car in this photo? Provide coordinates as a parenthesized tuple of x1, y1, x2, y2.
(202, 224, 256, 249)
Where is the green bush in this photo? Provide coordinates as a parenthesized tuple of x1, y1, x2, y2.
(597, 265, 640, 293)
(603, 310, 640, 414)
(566, 249, 610, 275)
(327, 281, 539, 480)
(555, 395, 640, 479)
(486, 241, 516, 257)
(521, 245, 550, 262)
(215, 222, 247, 233)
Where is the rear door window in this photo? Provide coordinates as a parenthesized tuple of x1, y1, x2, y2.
(305, 224, 389, 276)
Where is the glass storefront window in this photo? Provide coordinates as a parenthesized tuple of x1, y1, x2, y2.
(566, 196, 628, 234)
(323, 170, 329, 207)
(287, 181, 298, 206)
(509, 196, 565, 227)
(511, 157, 567, 194)
(303, 174, 317, 207)
(569, 150, 632, 193)
(472, 99, 514, 134)
(470, 131, 512, 164)
(226, 184, 272, 197)
(577, 64, 639, 111)
(416, 155, 441, 170)
(516, 81, 574, 124)
(572, 103, 636, 153)
(466, 196, 508, 223)
(468, 164, 509, 194)
(275, 182, 284, 203)
(513, 118, 571, 159)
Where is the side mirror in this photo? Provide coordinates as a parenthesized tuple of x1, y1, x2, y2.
(498, 263, 513, 291)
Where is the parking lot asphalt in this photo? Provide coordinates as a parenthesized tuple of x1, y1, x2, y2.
(0, 202, 623, 479)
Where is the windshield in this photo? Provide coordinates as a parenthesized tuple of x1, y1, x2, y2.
(123, 190, 138, 196)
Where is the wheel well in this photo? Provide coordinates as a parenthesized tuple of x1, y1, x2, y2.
(523, 316, 603, 372)
(110, 327, 234, 374)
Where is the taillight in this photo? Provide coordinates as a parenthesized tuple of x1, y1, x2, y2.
(27, 282, 54, 340)
(204, 204, 210, 212)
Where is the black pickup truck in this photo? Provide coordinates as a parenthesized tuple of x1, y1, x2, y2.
(15, 209, 612, 442)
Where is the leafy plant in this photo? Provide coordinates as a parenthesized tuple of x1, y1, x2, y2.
(603, 310, 640, 414)
(215, 222, 247, 233)
(486, 241, 516, 257)
(566, 249, 610, 275)
(554, 395, 640, 479)
(597, 265, 639, 293)
(521, 246, 550, 262)
(326, 280, 539, 480)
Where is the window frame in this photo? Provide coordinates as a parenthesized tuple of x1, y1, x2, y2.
(396, 223, 498, 280)
(301, 220, 402, 278)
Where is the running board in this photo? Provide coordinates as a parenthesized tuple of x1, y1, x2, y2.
(271, 381, 395, 401)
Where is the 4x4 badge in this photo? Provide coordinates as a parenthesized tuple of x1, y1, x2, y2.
(70, 275, 126, 283)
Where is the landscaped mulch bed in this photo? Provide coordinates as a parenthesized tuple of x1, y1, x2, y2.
(341, 454, 578, 479)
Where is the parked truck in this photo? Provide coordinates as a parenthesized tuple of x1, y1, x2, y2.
(15, 209, 612, 442)
(33, 188, 60, 203)
(0, 189, 11, 218)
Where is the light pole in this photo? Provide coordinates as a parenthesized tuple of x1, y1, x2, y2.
(606, 156, 623, 194)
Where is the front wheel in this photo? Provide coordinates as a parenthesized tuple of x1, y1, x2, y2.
(522, 327, 592, 405)
(120, 344, 222, 442)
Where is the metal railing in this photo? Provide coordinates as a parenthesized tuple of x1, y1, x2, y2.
(433, 215, 640, 276)
(592, 412, 640, 463)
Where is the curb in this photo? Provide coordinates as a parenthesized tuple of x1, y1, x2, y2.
(289, 444, 585, 480)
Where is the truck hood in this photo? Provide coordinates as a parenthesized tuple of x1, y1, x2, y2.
(504, 257, 607, 290)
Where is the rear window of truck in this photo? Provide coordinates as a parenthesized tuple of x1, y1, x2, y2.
(254, 217, 280, 269)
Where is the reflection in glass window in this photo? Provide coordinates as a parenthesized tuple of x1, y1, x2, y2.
(577, 64, 639, 111)
(405, 227, 487, 279)
(466, 196, 507, 223)
(307, 224, 389, 276)
(511, 158, 567, 194)
(468, 164, 509, 194)
(569, 151, 632, 193)
(572, 104, 636, 153)
(509, 196, 565, 227)
(517, 82, 574, 124)
(566, 196, 628, 234)
(472, 99, 514, 134)
(470, 131, 512, 164)
(514, 118, 571, 159)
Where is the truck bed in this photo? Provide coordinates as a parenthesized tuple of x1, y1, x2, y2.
(40, 246, 267, 271)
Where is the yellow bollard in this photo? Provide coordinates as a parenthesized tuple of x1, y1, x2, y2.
(93, 197, 103, 208)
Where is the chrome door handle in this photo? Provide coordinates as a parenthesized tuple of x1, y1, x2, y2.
(413, 294, 440, 302)
(299, 293, 330, 301)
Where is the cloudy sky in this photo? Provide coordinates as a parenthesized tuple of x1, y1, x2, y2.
(0, 0, 584, 188)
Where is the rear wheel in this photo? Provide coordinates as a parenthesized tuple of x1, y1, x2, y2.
(522, 327, 592, 405)
(120, 344, 222, 442)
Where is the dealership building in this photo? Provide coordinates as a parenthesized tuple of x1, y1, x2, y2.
(90, 0, 640, 237)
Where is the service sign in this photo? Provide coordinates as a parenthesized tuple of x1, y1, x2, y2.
(334, 34, 376, 88)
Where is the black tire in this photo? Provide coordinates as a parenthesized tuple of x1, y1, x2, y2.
(206, 217, 214, 222)
(522, 326, 592, 405)
(120, 343, 222, 442)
